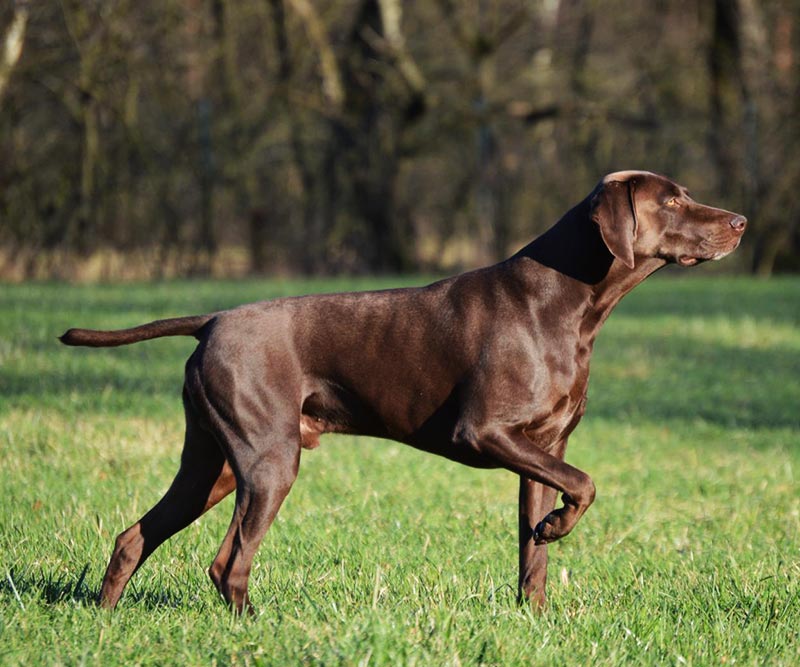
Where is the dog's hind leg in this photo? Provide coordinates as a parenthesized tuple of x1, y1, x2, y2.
(207, 427, 300, 616)
(98, 391, 236, 609)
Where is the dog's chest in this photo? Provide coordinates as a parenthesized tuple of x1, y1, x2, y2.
(523, 343, 592, 449)
(523, 386, 588, 450)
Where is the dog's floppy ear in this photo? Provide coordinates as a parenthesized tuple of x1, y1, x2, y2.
(590, 178, 638, 269)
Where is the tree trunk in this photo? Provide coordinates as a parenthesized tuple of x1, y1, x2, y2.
(193, 97, 216, 276)
(269, 0, 334, 274)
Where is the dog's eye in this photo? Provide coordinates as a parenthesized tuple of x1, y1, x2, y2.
(665, 197, 679, 207)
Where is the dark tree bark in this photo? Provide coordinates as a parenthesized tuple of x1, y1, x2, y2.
(335, 0, 421, 273)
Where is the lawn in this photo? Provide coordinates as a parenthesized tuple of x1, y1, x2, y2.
(0, 275, 798, 666)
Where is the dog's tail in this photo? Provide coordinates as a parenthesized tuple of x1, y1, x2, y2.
(59, 314, 216, 348)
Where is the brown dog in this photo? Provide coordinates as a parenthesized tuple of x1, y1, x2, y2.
(61, 171, 746, 613)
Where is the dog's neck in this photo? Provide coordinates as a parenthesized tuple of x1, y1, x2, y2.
(591, 255, 665, 309)
(512, 195, 667, 324)
(514, 196, 614, 285)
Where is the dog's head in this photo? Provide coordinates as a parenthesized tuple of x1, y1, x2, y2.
(590, 170, 746, 269)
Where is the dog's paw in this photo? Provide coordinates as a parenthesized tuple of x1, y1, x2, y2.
(532, 491, 589, 545)
(532, 514, 559, 545)
(532, 508, 573, 545)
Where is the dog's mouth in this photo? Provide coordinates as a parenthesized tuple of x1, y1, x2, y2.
(710, 236, 744, 261)
(677, 236, 743, 267)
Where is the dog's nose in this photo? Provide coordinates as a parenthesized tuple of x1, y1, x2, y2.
(730, 215, 747, 232)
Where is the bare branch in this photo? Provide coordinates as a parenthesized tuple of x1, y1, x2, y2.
(376, 0, 426, 94)
(287, 0, 344, 109)
(0, 1, 28, 102)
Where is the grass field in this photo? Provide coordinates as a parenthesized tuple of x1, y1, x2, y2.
(1, 275, 798, 666)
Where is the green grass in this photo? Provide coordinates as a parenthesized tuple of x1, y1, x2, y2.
(1, 275, 798, 666)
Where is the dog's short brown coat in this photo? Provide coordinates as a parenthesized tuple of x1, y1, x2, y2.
(61, 171, 746, 613)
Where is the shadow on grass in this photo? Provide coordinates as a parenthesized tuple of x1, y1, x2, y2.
(2, 564, 96, 607)
(0, 359, 182, 398)
(613, 275, 800, 326)
(590, 331, 800, 431)
(1, 565, 191, 611)
(0, 363, 184, 417)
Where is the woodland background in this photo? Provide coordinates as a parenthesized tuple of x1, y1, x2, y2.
(1, 0, 799, 280)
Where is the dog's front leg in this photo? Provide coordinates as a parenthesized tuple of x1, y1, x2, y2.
(517, 436, 568, 608)
(464, 425, 595, 544)
(518, 477, 558, 608)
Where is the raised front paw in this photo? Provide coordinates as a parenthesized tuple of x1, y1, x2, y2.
(531, 492, 588, 544)
(532, 511, 568, 544)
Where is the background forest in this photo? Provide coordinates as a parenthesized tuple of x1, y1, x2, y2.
(1, 0, 799, 280)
